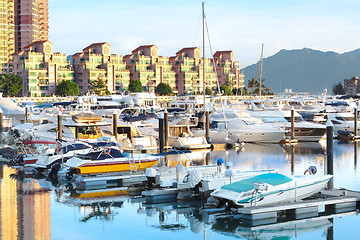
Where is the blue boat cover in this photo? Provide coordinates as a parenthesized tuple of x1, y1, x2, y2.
(221, 173, 292, 193)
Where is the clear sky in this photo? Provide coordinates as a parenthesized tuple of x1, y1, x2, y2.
(49, 0, 360, 68)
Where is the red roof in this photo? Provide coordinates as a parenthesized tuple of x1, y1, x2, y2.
(131, 45, 157, 54)
(213, 50, 233, 58)
(23, 40, 53, 49)
(83, 42, 110, 51)
(176, 47, 200, 55)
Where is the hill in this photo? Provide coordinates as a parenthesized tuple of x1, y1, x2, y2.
(242, 48, 360, 94)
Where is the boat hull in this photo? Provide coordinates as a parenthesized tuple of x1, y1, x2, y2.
(70, 159, 159, 175)
(235, 176, 332, 207)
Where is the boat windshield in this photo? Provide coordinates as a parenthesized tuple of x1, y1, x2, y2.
(61, 143, 91, 154)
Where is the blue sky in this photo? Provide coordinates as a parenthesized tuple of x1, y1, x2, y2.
(49, 0, 360, 67)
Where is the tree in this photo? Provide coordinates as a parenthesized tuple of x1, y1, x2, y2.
(155, 82, 174, 96)
(89, 78, 110, 96)
(55, 80, 79, 96)
(247, 78, 272, 95)
(205, 87, 212, 95)
(332, 82, 345, 95)
(0, 74, 22, 97)
(220, 85, 233, 96)
(128, 80, 143, 93)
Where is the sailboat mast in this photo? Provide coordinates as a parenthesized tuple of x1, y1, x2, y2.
(202, 2, 206, 112)
(259, 43, 264, 97)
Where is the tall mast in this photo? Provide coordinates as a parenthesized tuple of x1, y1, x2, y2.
(202, 2, 206, 112)
(259, 43, 264, 97)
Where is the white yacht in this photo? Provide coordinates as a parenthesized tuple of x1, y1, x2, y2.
(248, 109, 326, 142)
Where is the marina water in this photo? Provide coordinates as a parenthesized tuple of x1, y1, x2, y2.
(1, 141, 360, 239)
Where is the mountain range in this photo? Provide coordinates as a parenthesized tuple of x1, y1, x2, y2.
(242, 48, 360, 95)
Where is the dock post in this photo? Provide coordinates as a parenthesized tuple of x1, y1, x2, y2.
(326, 119, 334, 189)
(159, 114, 165, 153)
(57, 114, 62, 141)
(25, 107, 28, 123)
(291, 107, 295, 141)
(291, 145, 295, 175)
(355, 142, 358, 168)
(113, 113, 118, 141)
(355, 108, 358, 136)
(0, 111, 3, 143)
(205, 111, 210, 140)
(164, 110, 168, 149)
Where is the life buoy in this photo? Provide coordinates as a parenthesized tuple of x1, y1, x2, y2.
(104, 147, 111, 155)
(304, 169, 313, 175)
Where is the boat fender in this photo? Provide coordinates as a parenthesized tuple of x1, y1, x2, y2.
(104, 147, 111, 155)
(217, 158, 224, 166)
(104, 206, 111, 215)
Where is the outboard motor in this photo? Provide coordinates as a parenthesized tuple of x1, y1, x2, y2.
(145, 168, 157, 189)
(304, 166, 317, 175)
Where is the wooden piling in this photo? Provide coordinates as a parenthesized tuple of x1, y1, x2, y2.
(326, 119, 334, 189)
(25, 107, 28, 123)
(355, 108, 358, 137)
(164, 110, 168, 148)
(0, 111, 3, 143)
(57, 114, 62, 141)
(291, 108, 295, 141)
(159, 115, 165, 153)
(205, 111, 210, 139)
(113, 113, 118, 141)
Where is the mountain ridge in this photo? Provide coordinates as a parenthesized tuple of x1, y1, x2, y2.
(242, 48, 360, 94)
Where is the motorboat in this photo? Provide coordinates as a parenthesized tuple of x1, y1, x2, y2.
(248, 109, 326, 142)
(64, 146, 159, 176)
(27, 141, 97, 172)
(210, 172, 332, 207)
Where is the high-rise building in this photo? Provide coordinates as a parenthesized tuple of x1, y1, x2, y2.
(0, 0, 15, 73)
(14, 0, 48, 52)
(0, 0, 48, 74)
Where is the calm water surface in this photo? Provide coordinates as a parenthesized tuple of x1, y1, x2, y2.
(1, 141, 360, 240)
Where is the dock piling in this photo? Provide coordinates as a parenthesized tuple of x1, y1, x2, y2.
(159, 114, 165, 153)
(291, 108, 295, 141)
(164, 110, 168, 148)
(205, 111, 210, 140)
(0, 111, 3, 143)
(25, 107, 28, 123)
(355, 108, 358, 136)
(113, 113, 118, 141)
(326, 119, 334, 189)
(57, 114, 62, 141)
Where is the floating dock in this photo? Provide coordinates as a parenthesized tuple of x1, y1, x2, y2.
(204, 189, 360, 226)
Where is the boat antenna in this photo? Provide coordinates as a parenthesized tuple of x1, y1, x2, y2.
(204, 12, 228, 129)
(259, 43, 264, 97)
(249, 43, 264, 101)
(202, 2, 206, 113)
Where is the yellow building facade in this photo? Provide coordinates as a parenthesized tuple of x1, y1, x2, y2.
(11, 40, 73, 97)
(73, 42, 130, 94)
(124, 45, 177, 93)
(0, 0, 15, 73)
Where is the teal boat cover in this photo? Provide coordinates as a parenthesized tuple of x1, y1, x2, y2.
(221, 173, 292, 193)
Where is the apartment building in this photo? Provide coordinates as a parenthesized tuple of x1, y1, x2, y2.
(11, 40, 73, 97)
(213, 50, 244, 90)
(124, 45, 177, 93)
(170, 47, 217, 95)
(72, 42, 130, 94)
(344, 77, 360, 95)
(14, 0, 48, 52)
(0, 0, 48, 73)
(0, 0, 15, 73)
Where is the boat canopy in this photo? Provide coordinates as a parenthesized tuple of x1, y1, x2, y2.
(221, 173, 292, 193)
